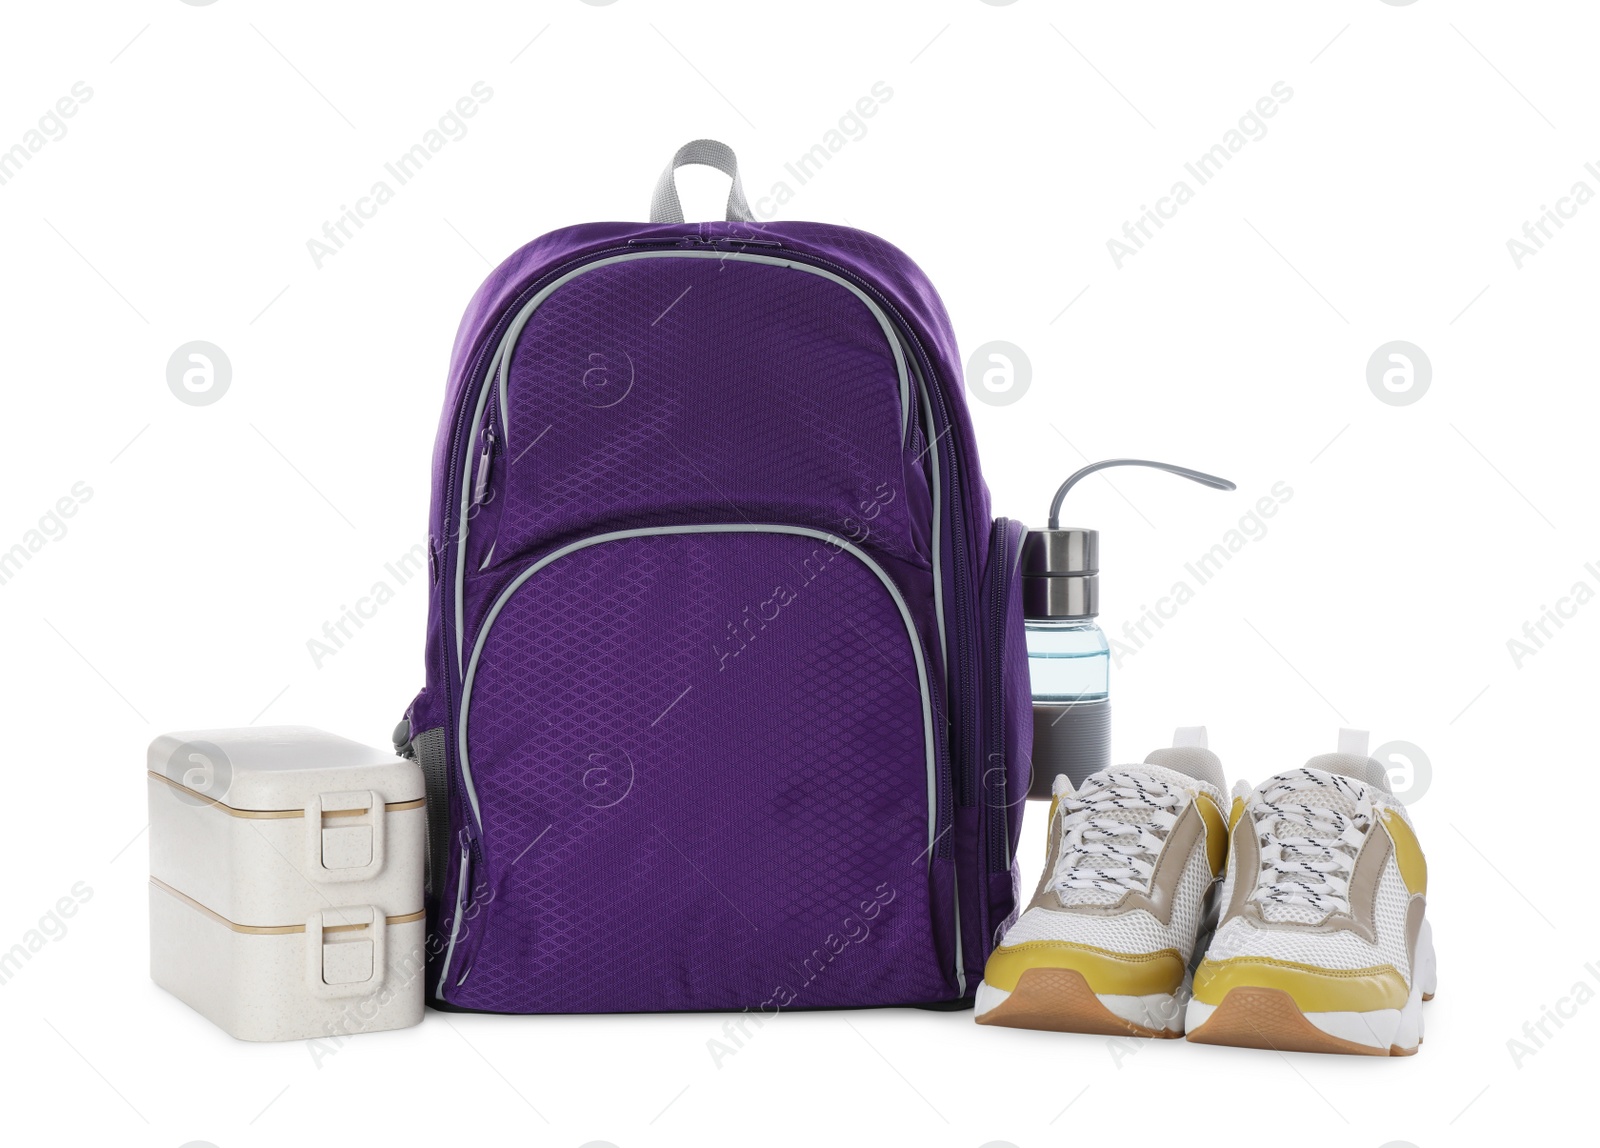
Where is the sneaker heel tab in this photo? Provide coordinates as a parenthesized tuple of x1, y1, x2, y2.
(1173, 726, 1208, 749)
(1337, 728, 1370, 757)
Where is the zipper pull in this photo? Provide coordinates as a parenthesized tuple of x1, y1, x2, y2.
(627, 235, 704, 248)
(473, 423, 496, 506)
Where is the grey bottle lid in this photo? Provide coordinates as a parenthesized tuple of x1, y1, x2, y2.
(1025, 459, 1236, 623)
(1020, 528, 1097, 576)
(1021, 527, 1099, 620)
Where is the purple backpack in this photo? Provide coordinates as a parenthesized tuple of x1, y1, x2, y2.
(398, 141, 1031, 1013)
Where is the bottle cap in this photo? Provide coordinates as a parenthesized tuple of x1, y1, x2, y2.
(1021, 528, 1098, 620)
(1027, 459, 1235, 622)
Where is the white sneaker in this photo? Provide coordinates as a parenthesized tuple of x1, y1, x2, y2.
(975, 728, 1229, 1038)
(1186, 729, 1436, 1056)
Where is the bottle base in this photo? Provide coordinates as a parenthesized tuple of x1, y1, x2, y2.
(1029, 699, 1110, 799)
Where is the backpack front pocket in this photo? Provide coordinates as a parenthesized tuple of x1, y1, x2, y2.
(440, 525, 957, 1012)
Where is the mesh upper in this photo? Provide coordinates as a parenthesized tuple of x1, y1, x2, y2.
(1001, 826, 1215, 960)
(1207, 856, 1413, 984)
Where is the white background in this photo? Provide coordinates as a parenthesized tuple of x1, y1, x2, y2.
(0, 1, 1592, 1145)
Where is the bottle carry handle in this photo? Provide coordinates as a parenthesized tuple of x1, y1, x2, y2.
(649, 139, 755, 224)
(1048, 459, 1235, 528)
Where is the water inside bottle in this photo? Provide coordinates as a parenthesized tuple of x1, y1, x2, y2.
(1026, 619, 1109, 703)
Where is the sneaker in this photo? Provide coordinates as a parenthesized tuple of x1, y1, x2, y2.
(975, 728, 1229, 1037)
(1185, 729, 1436, 1056)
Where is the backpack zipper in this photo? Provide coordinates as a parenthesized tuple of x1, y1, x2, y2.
(626, 234, 783, 249)
(472, 420, 497, 508)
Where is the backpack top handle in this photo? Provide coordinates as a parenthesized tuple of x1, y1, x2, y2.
(648, 139, 755, 224)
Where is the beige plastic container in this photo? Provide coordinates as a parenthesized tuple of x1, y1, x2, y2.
(147, 726, 427, 1042)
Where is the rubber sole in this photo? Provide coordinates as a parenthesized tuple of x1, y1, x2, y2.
(1186, 918, 1435, 1056)
(1185, 987, 1417, 1055)
(974, 968, 1182, 1038)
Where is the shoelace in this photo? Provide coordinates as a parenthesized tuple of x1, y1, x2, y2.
(1249, 769, 1372, 913)
(1052, 770, 1183, 896)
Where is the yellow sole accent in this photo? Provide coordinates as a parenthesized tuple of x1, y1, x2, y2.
(976, 968, 1182, 1038)
(1187, 987, 1417, 1056)
(1193, 957, 1408, 1012)
(983, 941, 1185, 996)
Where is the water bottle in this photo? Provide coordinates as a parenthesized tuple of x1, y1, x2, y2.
(1024, 459, 1234, 798)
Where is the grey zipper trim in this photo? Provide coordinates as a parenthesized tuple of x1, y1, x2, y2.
(453, 337, 508, 673)
(437, 843, 471, 997)
(452, 250, 913, 671)
(910, 348, 947, 677)
(454, 524, 939, 854)
(910, 344, 962, 995)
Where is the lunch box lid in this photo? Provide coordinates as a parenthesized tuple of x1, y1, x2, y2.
(146, 725, 424, 812)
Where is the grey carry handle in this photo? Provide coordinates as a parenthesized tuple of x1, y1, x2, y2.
(1048, 460, 1235, 529)
(649, 139, 755, 224)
